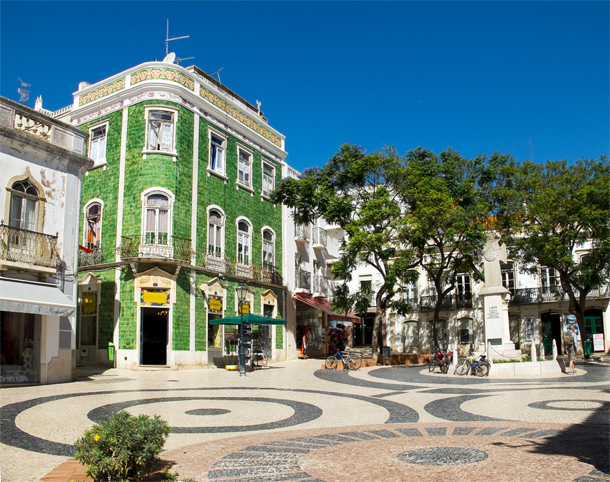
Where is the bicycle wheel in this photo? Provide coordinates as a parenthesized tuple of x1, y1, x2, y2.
(429, 359, 437, 372)
(454, 360, 469, 375)
(325, 355, 338, 370)
(441, 361, 449, 374)
(347, 355, 361, 371)
(476, 361, 490, 377)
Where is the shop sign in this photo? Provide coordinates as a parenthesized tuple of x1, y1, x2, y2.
(83, 294, 97, 314)
(141, 289, 170, 306)
(208, 296, 223, 313)
(239, 303, 250, 315)
(593, 334, 605, 352)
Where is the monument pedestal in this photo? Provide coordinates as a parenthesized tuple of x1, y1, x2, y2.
(479, 286, 521, 358)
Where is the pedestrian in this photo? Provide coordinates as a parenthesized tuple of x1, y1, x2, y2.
(563, 324, 578, 374)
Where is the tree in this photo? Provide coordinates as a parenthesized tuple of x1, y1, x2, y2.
(395, 147, 494, 349)
(274, 144, 416, 356)
(508, 158, 610, 343)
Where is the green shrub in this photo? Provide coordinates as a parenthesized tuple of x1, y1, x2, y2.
(74, 410, 171, 482)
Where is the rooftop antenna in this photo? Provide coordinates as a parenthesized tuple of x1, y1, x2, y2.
(165, 19, 189, 57)
(175, 56, 194, 65)
(209, 67, 224, 85)
(18, 78, 31, 106)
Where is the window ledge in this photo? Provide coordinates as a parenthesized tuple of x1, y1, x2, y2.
(142, 150, 177, 162)
(207, 168, 228, 182)
(236, 182, 254, 194)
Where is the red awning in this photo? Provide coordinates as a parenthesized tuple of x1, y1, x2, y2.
(294, 294, 361, 323)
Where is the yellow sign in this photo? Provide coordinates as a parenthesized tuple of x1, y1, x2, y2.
(239, 303, 250, 315)
(83, 294, 97, 314)
(141, 290, 168, 306)
(209, 297, 223, 312)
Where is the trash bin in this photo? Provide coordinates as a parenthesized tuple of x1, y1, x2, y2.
(108, 342, 115, 362)
(583, 338, 592, 357)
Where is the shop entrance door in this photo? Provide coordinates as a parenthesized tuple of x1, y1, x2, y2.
(140, 307, 168, 365)
(541, 312, 561, 354)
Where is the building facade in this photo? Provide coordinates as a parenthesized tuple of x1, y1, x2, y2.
(348, 241, 610, 359)
(56, 59, 288, 369)
(0, 96, 93, 384)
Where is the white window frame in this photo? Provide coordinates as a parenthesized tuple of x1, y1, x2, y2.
(141, 188, 174, 245)
(501, 261, 516, 292)
(402, 320, 420, 348)
(207, 206, 225, 258)
(261, 160, 275, 199)
(8, 179, 41, 232)
(456, 273, 472, 298)
(142, 106, 178, 160)
(236, 217, 252, 266)
(262, 227, 275, 268)
(83, 199, 104, 249)
(208, 129, 227, 179)
(88, 121, 108, 167)
(236, 145, 253, 191)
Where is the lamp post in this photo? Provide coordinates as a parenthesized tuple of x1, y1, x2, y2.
(236, 281, 248, 376)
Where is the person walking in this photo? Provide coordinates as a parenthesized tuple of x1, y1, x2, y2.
(564, 324, 578, 374)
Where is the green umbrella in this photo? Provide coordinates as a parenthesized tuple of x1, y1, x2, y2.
(209, 313, 287, 325)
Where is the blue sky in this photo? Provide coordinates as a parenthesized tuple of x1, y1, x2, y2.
(1, 1, 608, 172)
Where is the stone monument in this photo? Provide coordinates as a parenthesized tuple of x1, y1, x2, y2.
(478, 233, 519, 356)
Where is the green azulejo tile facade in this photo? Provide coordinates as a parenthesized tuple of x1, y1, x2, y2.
(74, 61, 288, 369)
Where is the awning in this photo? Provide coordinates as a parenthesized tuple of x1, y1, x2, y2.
(294, 294, 361, 323)
(209, 313, 287, 325)
(0, 278, 76, 317)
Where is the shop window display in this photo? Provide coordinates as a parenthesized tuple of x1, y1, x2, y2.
(1, 312, 40, 383)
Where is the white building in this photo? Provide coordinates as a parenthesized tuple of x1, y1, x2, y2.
(0, 96, 93, 384)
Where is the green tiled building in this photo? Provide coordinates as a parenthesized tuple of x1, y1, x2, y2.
(65, 60, 287, 368)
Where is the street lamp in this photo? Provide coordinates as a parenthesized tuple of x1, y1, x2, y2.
(236, 281, 248, 376)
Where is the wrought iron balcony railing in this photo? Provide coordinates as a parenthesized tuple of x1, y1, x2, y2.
(295, 269, 312, 291)
(261, 263, 283, 286)
(312, 227, 327, 247)
(294, 224, 311, 242)
(78, 247, 106, 267)
(313, 274, 329, 296)
(455, 293, 474, 309)
(510, 285, 609, 305)
(0, 224, 58, 269)
(420, 294, 454, 312)
(118, 235, 194, 261)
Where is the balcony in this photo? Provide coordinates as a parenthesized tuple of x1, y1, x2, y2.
(312, 227, 327, 249)
(313, 275, 329, 296)
(510, 285, 609, 305)
(295, 269, 312, 292)
(78, 247, 106, 267)
(420, 294, 454, 312)
(455, 293, 474, 309)
(0, 224, 58, 273)
(118, 235, 193, 261)
(294, 224, 311, 243)
(261, 263, 283, 285)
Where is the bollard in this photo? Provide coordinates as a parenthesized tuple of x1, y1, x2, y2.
(530, 342, 536, 362)
(540, 343, 545, 359)
(487, 341, 493, 364)
(552, 339, 558, 360)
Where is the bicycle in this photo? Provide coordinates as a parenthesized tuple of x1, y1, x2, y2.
(325, 350, 362, 370)
(454, 348, 490, 377)
(429, 346, 453, 374)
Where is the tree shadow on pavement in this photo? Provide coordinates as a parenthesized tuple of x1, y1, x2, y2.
(527, 403, 609, 475)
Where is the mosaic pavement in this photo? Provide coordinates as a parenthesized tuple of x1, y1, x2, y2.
(1, 358, 608, 482)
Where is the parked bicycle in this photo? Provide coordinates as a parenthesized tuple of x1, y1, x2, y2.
(429, 346, 453, 374)
(325, 350, 362, 370)
(454, 347, 490, 377)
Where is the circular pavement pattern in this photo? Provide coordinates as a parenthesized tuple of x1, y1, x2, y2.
(396, 447, 489, 466)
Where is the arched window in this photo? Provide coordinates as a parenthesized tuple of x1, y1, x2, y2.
(85, 202, 102, 249)
(144, 193, 170, 245)
(208, 209, 224, 257)
(237, 220, 251, 265)
(9, 179, 40, 232)
(262, 228, 274, 268)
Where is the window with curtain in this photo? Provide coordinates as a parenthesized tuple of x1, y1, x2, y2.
(9, 179, 39, 233)
(85, 202, 102, 249)
(90, 125, 107, 164)
(209, 132, 226, 174)
(237, 148, 252, 187)
(237, 220, 250, 265)
(208, 209, 224, 257)
(144, 193, 170, 244)
(262, 229, 274, 267)
(262, 162, 275, 197)
(147, 111, 174, 152)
